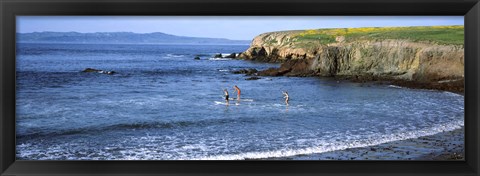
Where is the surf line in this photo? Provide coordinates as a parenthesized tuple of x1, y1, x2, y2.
(196, 120, 464, 160)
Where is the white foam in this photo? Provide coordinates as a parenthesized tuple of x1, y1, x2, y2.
(388, 85, 403, 89)
(208, 58, 232, 61)
(182, 144, 208, 151)
(218, 69, 229, 72)
(195, 119, 464, 160)
(17, 116, 464, 160)
(214, 101, 228, 105)
(115, 95, 181, 105)
(438, 79, 462, 83)
(443, 91, 463, 97)
(165, 54, 185, 58)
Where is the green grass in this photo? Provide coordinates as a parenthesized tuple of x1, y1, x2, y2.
(292, 26, 464, 45)
(294, 33, 336, 45)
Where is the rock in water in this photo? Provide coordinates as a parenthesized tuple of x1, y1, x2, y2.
(82, 68, 116, 75)
(82, 68, 101, 72)
(245, 76, 261, 80)
(232, 68, 258, 75)
(194, 56, 201, 60)
(224, 53, 236, 58)
(213, 53, 223, 58)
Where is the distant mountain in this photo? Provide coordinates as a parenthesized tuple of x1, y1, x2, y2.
(16, 32, 251, 45)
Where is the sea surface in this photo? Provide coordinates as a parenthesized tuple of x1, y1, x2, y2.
(16, 43, 464, 160)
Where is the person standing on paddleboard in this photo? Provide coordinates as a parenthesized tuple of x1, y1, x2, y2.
(283, 91, 289, 105)
(224, 89, 229, 105)
(233, 85, 241, 100)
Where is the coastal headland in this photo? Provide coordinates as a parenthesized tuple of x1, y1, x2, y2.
(238, 26, 464, 93)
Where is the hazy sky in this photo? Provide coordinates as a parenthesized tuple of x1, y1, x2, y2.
(17, 16, 463, 40)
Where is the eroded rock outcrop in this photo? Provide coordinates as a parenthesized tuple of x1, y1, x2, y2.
(239, 27, 464, 92)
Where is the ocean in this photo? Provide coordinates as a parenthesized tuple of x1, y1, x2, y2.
(16, 43, 464, 160)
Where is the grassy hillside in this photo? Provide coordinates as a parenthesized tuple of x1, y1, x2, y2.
(293, 25, 464, 45)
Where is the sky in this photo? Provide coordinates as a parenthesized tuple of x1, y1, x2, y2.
(17, 16, 463, 40)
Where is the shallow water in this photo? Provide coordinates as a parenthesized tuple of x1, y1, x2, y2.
(16, 43, 464, 160)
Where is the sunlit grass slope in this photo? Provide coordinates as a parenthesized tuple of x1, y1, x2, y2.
(294, 25, 464, 45)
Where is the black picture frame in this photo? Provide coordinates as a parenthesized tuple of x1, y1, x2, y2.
(1, 0, 479, 175)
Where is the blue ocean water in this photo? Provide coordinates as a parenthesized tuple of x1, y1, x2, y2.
(16, 43, 464, 160)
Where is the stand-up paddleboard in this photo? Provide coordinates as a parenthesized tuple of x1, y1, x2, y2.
(228, 98, 254, 101)
(215, 98, 254, 105)
(214, 101, 228, 105)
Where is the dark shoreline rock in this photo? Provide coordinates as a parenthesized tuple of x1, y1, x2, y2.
(257, 59, 315, 77)
(390, 79, 464, 94)
(254, 58, 464, 94)
(232, 68, 258, 76)
(332, 75, 464, 94)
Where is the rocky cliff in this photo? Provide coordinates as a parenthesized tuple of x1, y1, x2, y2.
(239, 26, 464, 92)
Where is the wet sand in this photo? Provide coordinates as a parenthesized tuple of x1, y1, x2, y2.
(264, 127, 464, 160)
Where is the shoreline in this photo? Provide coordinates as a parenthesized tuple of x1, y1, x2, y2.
(236, 59, 464, 94)
(260, 127, 464, 160)
(331, 75, 464, 95)
(239, 67, 464, 95)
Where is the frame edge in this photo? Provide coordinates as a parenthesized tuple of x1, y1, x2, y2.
(1, 0, 480, 176)
(465, 1, 480, 174)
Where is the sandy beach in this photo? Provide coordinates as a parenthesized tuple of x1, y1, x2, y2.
(265, 127, 464, 160)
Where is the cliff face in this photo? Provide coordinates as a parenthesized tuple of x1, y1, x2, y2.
(239, 27, 464, 86)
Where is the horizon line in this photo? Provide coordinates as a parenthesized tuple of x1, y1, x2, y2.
(17, 24, 464, 40)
